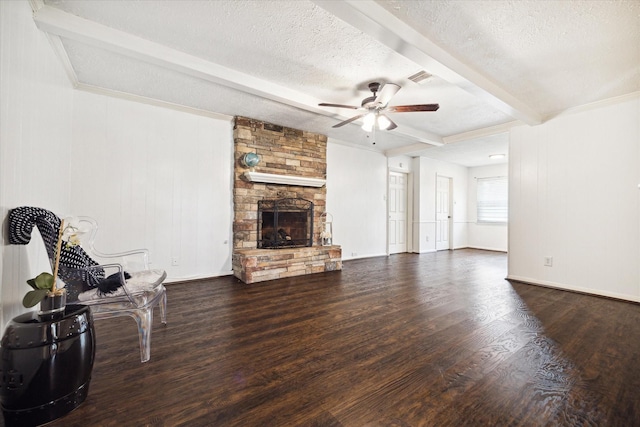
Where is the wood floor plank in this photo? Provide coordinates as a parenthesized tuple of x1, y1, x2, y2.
(6, 249, 640, 426)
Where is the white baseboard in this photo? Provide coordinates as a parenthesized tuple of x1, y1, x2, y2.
(166, 270, 234, 284)
(506, 274, 640, 303)
(344, 252, 388, 261)
(416, 249, 437, 254)
(465, 246, 507, 253)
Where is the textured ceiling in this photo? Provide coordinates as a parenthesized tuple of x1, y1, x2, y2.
(36, 0, 640, 167)
(378, 0, 640, 116)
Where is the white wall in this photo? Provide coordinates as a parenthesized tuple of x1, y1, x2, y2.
(69, 91, 234, 282)
(509, 95, 640, 301)
(0, 0, 75, 328)
(467, 163, 508, 252)
(327, 141, 388, 260)
(387, 155, 413, 172)
(413, 157, 468, 252)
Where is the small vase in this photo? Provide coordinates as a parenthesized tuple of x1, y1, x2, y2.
(38, 289, 67, 319)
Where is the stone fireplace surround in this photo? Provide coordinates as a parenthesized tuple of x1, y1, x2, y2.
(232, 117, 342, 284)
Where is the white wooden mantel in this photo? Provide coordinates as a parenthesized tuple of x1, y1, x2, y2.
(243, 171, 326, 187)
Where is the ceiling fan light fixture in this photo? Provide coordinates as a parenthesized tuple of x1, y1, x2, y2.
(377, 114, 391, 130)
(362, 112, 375, 131)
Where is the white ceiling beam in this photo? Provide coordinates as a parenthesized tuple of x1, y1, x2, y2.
(312, 0, 543, 126)
(32, 5, 443, 146)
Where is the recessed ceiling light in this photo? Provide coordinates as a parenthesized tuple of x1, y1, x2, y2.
(489, 154, 506, 160)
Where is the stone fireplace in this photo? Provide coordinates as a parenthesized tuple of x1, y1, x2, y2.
(232, 117, 342, 284)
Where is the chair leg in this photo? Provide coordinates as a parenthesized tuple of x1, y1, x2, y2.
(159, 290, 167, 325)
(131, 308, 153, 363)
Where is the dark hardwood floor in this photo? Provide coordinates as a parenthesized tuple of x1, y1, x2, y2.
(27, 249, 640, 426)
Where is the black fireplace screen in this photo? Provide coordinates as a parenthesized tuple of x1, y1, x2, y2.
(258, 198, 314, 249)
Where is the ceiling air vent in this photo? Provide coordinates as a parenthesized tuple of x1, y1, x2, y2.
(407, 70, 433, 84)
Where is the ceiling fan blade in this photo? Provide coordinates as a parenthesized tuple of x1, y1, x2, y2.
(387, 104, 440, 113)
(374, 83, 401, 107)
(332, 114, 365, 128)
(318, 103, 359, 110)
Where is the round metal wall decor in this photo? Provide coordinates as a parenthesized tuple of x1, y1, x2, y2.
(242, 152, 260, 168)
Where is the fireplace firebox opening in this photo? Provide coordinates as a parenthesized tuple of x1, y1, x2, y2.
(258, 198, 314, 249)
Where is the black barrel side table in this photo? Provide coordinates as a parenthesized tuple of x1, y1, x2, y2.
(0, 304, 95, 426)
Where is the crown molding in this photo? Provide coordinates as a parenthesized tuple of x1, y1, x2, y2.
(76, 83, 233, 121)
(443, 121, 520, 144)
(544, 91, 640, 121)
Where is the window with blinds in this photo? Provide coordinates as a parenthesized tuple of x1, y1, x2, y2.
(477, 177, 508, 223)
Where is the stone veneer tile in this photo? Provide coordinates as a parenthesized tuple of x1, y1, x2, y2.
(233, 246, 342, 284)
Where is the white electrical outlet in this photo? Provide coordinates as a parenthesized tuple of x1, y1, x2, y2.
(426, 236, 429, 242)
(351, 252, 357, 257)
(544, 257, 553, 267)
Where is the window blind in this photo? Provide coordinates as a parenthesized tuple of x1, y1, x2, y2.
(477, 177, 508, 223)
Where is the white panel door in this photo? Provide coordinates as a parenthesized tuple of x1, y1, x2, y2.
(388, 171, 408, 254)
(436, 176, 451, 251)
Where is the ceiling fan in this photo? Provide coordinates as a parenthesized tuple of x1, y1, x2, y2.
(318, 82, 439, 132)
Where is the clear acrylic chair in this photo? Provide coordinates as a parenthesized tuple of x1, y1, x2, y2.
(8, 207, 167, 363)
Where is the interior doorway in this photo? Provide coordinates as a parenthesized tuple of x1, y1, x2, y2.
(436, 175, 452, 251)
(388, 171, 408, 254)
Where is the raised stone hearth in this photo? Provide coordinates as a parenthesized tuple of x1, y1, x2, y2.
(233, 246, 342, 284)
(232, 116, 342, 284)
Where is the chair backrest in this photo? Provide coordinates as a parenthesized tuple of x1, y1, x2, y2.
(74, 216, 149, 272)
(9, 207, 106, 301)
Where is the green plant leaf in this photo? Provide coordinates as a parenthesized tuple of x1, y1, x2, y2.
(22, 289, 49, 308)
(33, 272, 54, 290)
(26, 278, 38, 290)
